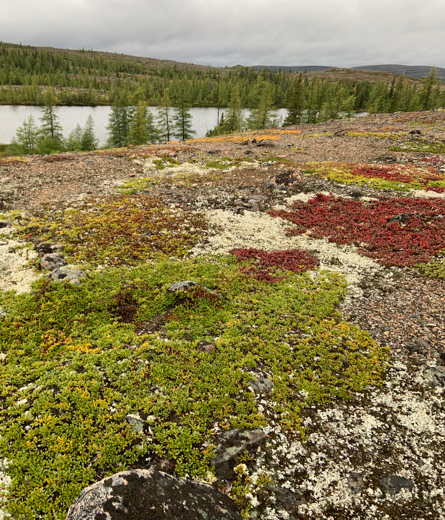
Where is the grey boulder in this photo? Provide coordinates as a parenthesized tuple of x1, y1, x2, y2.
(40, 253, 67, 271)
(65, 469, 241, 520)
(48, 267, 86, 286)
(35, 242, 64, 255)
(379, 475, 414, 495)
(210, 429, 268, 480)
(423, 366, 445, 387)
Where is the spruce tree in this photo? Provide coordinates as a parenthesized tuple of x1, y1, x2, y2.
(39, 89, 64, 149)
(420, 67, 438, 110)
(172, 88, 195, 141)
(66, 124, 83, 151)
(81, 115, 99, 151)
(247, 83, 277, 130)
(157, 89, 173, 142)
(12, 115, 39, 154)
(106, 95, 132, 147)
(223, 87, 244, 133)
(173, 85, 196, 141)
(129, 101, 159, 145)
(283, 74, 304, 126)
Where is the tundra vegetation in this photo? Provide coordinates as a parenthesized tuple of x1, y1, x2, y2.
(0, 51, 445, 519)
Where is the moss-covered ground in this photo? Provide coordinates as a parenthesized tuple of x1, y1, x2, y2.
(19, 194, 208, 268)
(302, 161, 445, 192)
(0, 250, 388, 519)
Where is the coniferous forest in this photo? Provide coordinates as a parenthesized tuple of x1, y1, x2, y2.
(1, 42, 445, 154)
(0, 42, 444, 116)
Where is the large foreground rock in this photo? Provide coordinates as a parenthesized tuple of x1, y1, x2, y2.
(65, 469, 241, 520)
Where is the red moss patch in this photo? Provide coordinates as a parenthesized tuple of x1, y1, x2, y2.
(230, 248, 319, 283)
(270, 194, 445, 267)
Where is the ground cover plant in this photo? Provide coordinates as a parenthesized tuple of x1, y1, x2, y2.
(18, 195, 208, 268)
(302, 161, 445, 192)
(346, 131, 407, 140)
(390, 139, 445, 154)
(0, 256, 388, 519)
(231, 248, 319, 283)
(270, 194, 445, 267)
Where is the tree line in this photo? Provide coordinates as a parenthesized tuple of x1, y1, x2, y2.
(6, 86, 198, 154)
(0, 43, 444, 115)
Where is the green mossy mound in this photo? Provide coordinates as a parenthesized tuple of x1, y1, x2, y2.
(0, 257, 388, 519)
(19, 194, 208, 268)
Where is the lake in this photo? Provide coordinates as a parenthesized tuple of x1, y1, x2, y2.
(0, 105, 289, 146)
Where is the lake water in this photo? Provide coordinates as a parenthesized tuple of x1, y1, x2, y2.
(0, 105, 289, 146)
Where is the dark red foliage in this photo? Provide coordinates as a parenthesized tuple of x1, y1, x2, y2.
(230, 248, 319, 283)
(269, 194, 445, 267)
(351, 164, 444, 187)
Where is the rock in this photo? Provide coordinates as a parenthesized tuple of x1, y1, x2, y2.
(65, 469, 242, 520)
(416, 338, 432, 350)
(248, 371, 274, 394)
(48, 267, 86, 286)
(379, 475, 414, 495)
(40, 253, 67, 271)
(167, 281, 200, 292)
(211, 429, 268, 480)
(0, 353, 6, 362)
(256, 140, 275, 147)
(244, 150, 254, 155)
(409, 130, 422, 135)
(0, 221, 12, 229)
(167, 281, 224, 300)
(197, 341, 216, 353)
(266, 485, 303, 515)
(423, 366, 445, 387)
(126, 414, 151, 434)
(35, 242, 64, 255)
(267, 171, 302, 189)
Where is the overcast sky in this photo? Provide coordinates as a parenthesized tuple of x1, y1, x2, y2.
(1, 0, 444, 68)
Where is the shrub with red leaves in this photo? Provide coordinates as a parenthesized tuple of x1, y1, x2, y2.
(230, 248, 319, 283)
(269, 194, 445, 267)
(349, 164, 444, 192)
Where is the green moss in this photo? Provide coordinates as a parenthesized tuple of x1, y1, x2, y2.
(259, 157, 293, 164)
(417, 251, 445, 278)
(18, 195, 208, 268)
(116, 177, 159, 194)
(206, 160, 242, 170)
(0, 257, 389, 519)
(153, 156, 181, 170)
(390, 140, 445, 154)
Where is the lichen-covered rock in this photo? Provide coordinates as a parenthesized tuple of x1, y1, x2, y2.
(65, 469, 241, 520)
(167, 281, 224, 299)
(40, 253, 67, 271)
(125, 414, 151, 434)
(379, 475, 414, 495)
(248, 370, 274, 395)
(423, 366, 445, 387)
(167, 280, 200, 292)
(48, 267, 86, 286)
(35, 242, 64, 255)
(210, 430, 268, 480)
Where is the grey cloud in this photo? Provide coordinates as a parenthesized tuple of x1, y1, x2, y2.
(1, 0, 444, 67)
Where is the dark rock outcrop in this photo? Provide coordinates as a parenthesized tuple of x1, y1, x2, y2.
(65, 469, 241, 520)
(210, 430, 268, 480)
(40, 253, 67, 271)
